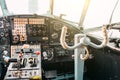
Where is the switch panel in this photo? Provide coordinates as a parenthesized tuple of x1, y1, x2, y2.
(5, 44, 42, 80)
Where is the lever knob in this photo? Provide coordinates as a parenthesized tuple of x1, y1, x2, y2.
(35, 51, 40, 55)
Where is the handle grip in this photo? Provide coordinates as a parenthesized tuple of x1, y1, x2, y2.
(60, 26, 82, 50)
(89, 26, 108, 48)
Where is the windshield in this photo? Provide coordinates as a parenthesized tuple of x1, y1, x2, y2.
(1, 0, 120, 29)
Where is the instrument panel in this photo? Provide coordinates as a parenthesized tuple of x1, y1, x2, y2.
(0, 14, 79, 80)
(6, 15, 79, 44)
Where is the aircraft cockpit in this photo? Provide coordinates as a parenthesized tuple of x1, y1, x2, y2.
(0, 0, 120, 80)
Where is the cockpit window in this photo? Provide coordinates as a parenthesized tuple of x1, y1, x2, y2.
(6, 0, 49, 14)
(3, 0, 120, 28)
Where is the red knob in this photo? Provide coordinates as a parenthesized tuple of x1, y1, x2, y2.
(36, 51, 40, 55)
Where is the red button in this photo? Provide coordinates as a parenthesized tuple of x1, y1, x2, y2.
(36, 51, 41, 55)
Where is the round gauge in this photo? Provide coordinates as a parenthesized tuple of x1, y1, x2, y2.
(0, 37, 7, 44)
(32, 29, 37, 36)
(53, 23, 62, 31)
(0, 32, 4, 37)
(37, 29, 42, 35)
(13, 35, 19, 42)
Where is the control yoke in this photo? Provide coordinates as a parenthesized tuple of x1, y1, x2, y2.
(60, 26, 108, 60)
